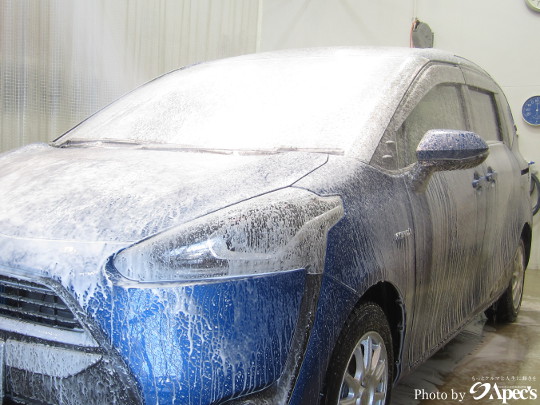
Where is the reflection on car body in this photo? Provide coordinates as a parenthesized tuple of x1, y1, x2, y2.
(0, 47, 532, 405)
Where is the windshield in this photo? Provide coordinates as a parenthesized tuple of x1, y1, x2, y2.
(55, 51, 410, 153)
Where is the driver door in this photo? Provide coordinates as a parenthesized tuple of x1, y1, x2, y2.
(391, 64, 488, 367)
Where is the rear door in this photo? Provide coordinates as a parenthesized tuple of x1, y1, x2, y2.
(461, 67, 526, 302)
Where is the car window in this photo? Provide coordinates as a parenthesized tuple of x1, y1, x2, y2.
(468, 87, 502, 143)
(397, 84, 467, 168)
(54, 53, 415, 155)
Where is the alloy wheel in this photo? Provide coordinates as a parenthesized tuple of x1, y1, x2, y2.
(339, 331, 388, 405)
(511, 243, 525, 312)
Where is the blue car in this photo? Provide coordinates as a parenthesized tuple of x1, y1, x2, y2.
(0, 48, 532, 404)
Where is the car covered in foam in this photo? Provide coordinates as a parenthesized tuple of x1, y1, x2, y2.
(0, 47, 532, 404)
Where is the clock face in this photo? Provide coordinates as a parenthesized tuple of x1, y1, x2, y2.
(522, 96, 540, 126)
(526, 0, 540, 11)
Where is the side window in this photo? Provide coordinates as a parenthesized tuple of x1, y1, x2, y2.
(468, 87, 502, 142)
(398, 84, 467, 168)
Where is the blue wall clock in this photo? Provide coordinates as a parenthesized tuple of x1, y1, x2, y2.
(526, 0, 540, 12)
(522, 96, 540, 126)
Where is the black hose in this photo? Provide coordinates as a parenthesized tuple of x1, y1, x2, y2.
(531, 172, 540, 216)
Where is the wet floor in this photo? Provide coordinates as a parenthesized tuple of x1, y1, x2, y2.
(392, 269, 540, 405)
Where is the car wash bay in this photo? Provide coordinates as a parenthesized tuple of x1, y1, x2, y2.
(1, 2, 540, 404)
(392, 269, 540, 404)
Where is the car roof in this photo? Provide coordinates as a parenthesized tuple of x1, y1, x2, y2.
(228, 46, 464, 65)
(210, 46, 483, 78)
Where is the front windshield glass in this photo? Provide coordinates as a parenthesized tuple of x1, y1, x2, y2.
(55, 51, 408, 153)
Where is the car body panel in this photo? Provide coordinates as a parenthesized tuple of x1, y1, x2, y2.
(287, 273, 361, 404)
(291, 158, 413, 399)
(386, 62, 488, 364)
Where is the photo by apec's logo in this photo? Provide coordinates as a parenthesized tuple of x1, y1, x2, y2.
(414, 378, 538, 404)
(470, 382, 537, 403)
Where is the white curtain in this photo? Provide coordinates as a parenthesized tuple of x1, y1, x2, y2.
(0, 0, 261, 152)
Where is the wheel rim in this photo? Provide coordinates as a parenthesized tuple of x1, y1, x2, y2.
(338, 331, 388, 405)
(511, 243, 525, 312)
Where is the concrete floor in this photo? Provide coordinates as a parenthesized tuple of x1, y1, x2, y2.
(392, 269, 540, 405)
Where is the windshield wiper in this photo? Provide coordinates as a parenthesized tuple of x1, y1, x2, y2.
(137, 145, 343, 155)
(139, 144, 235, 155)
(54, 140, 344, 156)
(236, 147, 344, 156)
(55, 138, 143, 148)
(55, 139, 235, 154)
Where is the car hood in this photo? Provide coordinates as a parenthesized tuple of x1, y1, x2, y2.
(0, 143, 328, 244)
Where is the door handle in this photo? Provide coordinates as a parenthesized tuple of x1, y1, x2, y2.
(473, 168, 497, 190)
(485, 167, 497, 185)
(473, 172, 486, 190)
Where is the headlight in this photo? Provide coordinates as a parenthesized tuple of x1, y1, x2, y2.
(112, 189, 343, 282)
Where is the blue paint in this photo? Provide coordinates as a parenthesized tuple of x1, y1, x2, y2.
(522, 95, 540, 126)
(88, 269, 306, 404)
(289, 273, 358, 404)
(416, 130, 488, 162)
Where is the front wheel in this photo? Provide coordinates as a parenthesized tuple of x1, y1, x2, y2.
(323, 302, 393, 405)
(487, 240, 526, 323)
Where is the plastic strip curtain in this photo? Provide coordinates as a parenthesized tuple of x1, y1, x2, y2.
(0, 0, 260, 152)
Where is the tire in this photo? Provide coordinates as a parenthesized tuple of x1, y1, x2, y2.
(487, 240, 526, 323)
(323, 302, 393, 405)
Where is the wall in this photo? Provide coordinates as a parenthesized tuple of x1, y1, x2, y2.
(258, 0, 414, 50)
(259, 0, 540, 268)
(0, 0, 260, 151)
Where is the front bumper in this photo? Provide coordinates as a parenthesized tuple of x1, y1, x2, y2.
(0, 267, 308, 404)
(0, 274, 141, 405)
(2, 338, 140, 404)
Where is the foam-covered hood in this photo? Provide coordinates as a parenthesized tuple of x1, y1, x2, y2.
(0, 143, 327, 243)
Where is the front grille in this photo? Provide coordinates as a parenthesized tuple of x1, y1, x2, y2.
(0, 275, 82, 331)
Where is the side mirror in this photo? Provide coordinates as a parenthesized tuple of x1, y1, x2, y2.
(410, 129, 489, 192)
